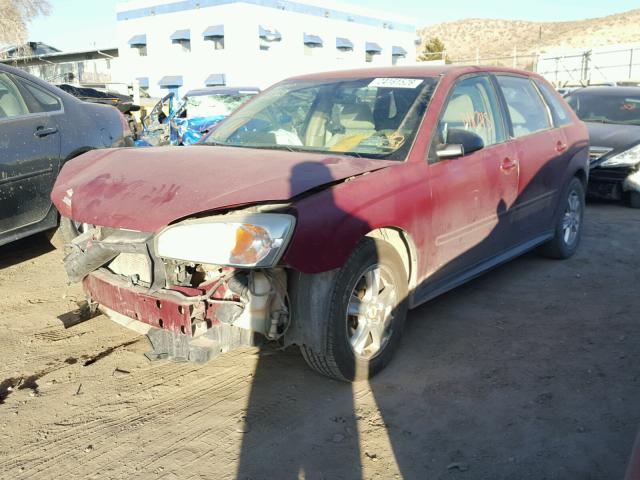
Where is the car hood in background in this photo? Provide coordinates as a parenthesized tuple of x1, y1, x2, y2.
(586, 122, 640, 151)
(51, 146, 397, 232)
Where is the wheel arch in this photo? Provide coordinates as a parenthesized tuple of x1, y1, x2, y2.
(574, 167, 588, 189)
(365, 227, 418, 292)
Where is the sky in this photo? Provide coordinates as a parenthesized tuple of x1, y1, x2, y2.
(28, 0, 637, 52)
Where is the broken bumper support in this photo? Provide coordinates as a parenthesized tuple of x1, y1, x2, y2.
(83, 270, 257, 362)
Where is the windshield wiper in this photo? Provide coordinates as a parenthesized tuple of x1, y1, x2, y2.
(199, 140, 251, 148)
(247, 144, 299, 152)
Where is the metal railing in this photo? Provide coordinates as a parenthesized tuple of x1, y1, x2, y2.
(422, 45, 640, 86)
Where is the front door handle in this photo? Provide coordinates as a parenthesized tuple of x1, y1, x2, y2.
(34, 126, 58, 138)
(500, 157, 518, 173)
(555, 141, 567, 153)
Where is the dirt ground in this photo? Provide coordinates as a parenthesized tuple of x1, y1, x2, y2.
(0, 203, 638, 480)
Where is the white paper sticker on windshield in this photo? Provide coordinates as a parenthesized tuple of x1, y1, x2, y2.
(369, 78, 423, 89)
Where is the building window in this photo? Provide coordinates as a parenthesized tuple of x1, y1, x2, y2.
(212, 37, 224, 50)
(259, 25, 281, 51)
(128, 34, 147, 56)
(336, 37, 353, 60)
(392, 46, 407, 65)
(204, 25, 225, 50)
(365, 42, 382, 63)
(171, 29, 191, 52)
(303, 33, 323, 56)
(336, 37, 353, 52)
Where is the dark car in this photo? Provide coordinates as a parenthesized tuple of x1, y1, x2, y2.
(56, 83, 140, 138)
(565, 86, 640, 207)
(0, 63, 133, 247)
(52, 66, 588, 381)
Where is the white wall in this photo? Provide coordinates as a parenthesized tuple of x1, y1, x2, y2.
(114, 0, 417, 97)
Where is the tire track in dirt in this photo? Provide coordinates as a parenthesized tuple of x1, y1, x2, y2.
(1, 351, 258, 479)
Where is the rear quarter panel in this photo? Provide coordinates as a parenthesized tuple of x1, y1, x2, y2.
(57, 99, 129, 162)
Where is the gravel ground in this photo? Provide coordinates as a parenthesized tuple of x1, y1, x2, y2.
(0, 203, 638, 480)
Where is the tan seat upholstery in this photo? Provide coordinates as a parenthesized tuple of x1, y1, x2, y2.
(0, 76, 28, 118)
(326, 103, 376, 148)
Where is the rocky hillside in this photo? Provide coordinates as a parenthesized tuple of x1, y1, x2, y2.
(418, 9, 640, 62)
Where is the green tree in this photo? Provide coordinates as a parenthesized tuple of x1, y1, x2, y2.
(418, 37, 447, 62)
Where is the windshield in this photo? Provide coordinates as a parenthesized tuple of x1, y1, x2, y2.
(566, 92, 640, 125)
(204, 76, 439, 160)
(178, 93, 256, 120)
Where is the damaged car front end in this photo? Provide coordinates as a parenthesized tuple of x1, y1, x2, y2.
(63, 209, 293, 362)
(50, 136, 400, 371)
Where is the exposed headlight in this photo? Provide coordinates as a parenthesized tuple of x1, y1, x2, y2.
(155, 214, 295, 267)
(600, 143, 640, 168)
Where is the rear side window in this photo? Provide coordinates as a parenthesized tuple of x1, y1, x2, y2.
(535, 80, 572, 126)
(0, 73, 29, 118)
(14, 77, 62, 113)
(496, 76, 551, 137)
(437, 75, 506, 148)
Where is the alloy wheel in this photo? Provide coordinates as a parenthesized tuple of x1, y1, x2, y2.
(562, 190, 581, 246)
(346, 264, 397, 360)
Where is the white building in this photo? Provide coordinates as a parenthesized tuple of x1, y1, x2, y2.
(114, 0, 417, 97)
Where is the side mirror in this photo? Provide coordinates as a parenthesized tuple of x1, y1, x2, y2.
(436, 143, 465, 159)
(436, 128, 484, 159)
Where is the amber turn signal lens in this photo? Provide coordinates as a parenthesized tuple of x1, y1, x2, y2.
(230, 224, 268, 264)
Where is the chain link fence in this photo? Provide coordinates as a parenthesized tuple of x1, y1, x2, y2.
(424, 45, 640, 86)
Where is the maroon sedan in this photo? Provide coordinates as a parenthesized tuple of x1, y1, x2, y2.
(52, 66, 589, 381)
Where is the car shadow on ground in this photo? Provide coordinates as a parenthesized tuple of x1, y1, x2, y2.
(0, 234, 55, 270)
(234, 156, 639, 478)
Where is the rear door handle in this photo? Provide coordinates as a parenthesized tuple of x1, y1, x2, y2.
(555, 141, 567, 153)
(34, 126, 58, 138)
(500, 157, 518, 172)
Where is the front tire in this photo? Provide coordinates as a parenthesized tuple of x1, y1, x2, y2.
(300, 238, 408, 382)
(538, 177, 585, 259)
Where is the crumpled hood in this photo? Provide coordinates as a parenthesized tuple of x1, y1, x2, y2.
(52, 145, 396, 232)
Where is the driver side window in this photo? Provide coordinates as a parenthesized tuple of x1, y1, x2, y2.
(432, 75, 505, 161)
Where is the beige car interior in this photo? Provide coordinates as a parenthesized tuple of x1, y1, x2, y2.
(0, 74, 29, 118)
(440, 86, 499, 147)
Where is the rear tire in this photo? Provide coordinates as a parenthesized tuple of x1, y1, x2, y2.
(628, 191, 640, 209)
(300, 238, 408, 382)
(538, 177, 585, 259)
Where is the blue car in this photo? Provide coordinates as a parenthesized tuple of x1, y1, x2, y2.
(136, 86, 259, 146)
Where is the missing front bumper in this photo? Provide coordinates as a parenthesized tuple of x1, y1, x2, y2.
(88, 274, 259, 363)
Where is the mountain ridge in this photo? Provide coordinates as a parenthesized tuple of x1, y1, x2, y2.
(418, 9, 640, 62)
